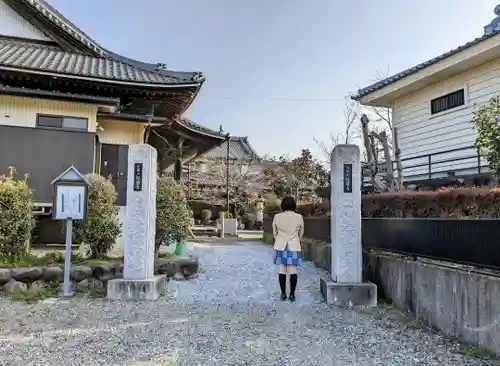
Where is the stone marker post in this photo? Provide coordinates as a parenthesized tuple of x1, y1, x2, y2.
(320, 144, 377, 308)
(107, 144, 166, 301)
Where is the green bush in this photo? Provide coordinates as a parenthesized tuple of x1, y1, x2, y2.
(189, 201, 215, 219)
(201, 209, 212, 222)
(264, 201, 281, 217)
(156, 177, 192, 254)
(0, 167, 35, 260)
(73, 174, 121, 259)
(472, 94, 500, 180)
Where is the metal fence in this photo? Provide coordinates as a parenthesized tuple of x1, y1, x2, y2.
(362, 145, 491, 190)
(263, 216, 500, 269)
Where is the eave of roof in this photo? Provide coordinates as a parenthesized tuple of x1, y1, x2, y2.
(352, 29, 500, 101)
(0, 84, 120, 106)
(8, 0, 204, 86)
(175, 118, 227, 140)
(96, 113, 168, 124)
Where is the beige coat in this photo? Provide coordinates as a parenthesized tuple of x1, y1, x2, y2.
(272, 211, 304, 251)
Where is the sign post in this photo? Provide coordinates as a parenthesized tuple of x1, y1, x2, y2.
(51, 166, 89, 298)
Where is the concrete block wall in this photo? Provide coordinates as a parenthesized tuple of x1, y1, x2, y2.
(364, 254, 500, 355)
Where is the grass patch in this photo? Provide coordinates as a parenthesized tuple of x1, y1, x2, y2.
(80, 257, 122, 265)
(1, 250, 176, 268)
(9, 281, 60, 303)
(0, 251, 86, 268)
(457, 343, 499, 361)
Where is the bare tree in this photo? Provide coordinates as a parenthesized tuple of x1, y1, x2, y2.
(361, 114, 402, 191)
(215, 158, 269, 204)
(355, 67, 403, 191)
(314, 97, 361, 164)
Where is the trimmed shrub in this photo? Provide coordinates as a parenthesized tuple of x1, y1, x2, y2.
(361, 187, 500, 218)
(73, 174, 121, 259)
(156, 177, 192, 254)
(201, 209, 212, 222)
(189, 201, 217, 220)
(264, 201, 281, 217)
(297, 187, 500, 218)
(0, 167, 35, 259)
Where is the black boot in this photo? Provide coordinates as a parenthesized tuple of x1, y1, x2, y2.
(289, 274, 297, 302)
(279, 273, 287, 300)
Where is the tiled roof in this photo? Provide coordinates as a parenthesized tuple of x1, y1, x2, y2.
(201, 137, 259, 160)
(0, 39, 201, 85)
(353, 30, 500, 100)
(24, 0, 107, 56)
(177, 118, 227, 139)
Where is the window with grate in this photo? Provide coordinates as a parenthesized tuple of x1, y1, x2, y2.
(36, 115, 88, 131)
(430, 89, 465, 115)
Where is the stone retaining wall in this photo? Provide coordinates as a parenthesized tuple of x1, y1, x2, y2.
(1, 257, 199, 295)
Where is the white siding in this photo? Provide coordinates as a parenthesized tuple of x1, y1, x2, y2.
(0, 0, 51, 41)
(392, 58, 500, 181)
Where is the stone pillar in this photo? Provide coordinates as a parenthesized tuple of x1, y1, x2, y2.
(330, 145, 362, 283)
(107, 144, 166, 301)
(320, 144, 377, 308)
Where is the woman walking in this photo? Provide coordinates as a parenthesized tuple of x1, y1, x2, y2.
(272, 196, 304, 302)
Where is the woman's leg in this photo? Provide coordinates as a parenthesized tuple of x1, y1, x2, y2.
(278, 264, 287, 300)
(288, 265, 298, 301)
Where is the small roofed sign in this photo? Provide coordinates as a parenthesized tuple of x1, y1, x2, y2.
(134, 163, 143, 191)
(51, 166, 89, 221)
(343, 163, 353, 193)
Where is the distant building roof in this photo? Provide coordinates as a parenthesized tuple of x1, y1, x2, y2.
(200, 136, 259, 161)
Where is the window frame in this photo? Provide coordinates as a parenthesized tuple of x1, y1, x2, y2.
(428, 85, 468, 118)
(36, 114, 89, 132)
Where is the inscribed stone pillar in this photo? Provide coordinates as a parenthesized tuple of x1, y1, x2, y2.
(123, 144, 157, 280)
(330, 144, 362, 283)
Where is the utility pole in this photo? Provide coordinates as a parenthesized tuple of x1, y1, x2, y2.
(226, 134, 230, 210)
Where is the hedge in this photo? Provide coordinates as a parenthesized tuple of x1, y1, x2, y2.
(292, 187, 500, 218)
(73, 174, 121, 259)
(0, 167, 35, 258)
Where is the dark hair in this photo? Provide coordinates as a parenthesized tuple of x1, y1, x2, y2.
(280, 196, 297, 212)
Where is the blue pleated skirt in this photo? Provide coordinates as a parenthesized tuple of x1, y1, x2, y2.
(273, 244, 302, 266)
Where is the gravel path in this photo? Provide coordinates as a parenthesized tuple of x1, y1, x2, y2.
(0, 241, 493, 365)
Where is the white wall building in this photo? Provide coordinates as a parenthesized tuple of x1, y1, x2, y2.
(354, 5, 500, 188)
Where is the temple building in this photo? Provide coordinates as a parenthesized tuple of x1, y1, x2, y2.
(0, 0, 226, 243)
(184, 136, 272, 205)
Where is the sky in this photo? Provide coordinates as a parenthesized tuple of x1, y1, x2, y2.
(47, 0, 500, 159)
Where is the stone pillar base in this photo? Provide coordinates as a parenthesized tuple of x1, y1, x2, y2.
(107, 275, 167, 301)
(320, 277, 377, 308)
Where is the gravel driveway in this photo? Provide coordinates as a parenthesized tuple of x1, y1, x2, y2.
(0, 241, 493, 365)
